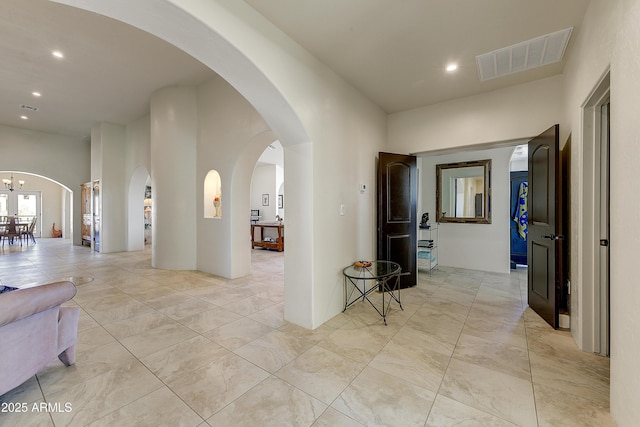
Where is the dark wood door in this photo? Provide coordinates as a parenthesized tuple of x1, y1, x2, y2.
(528, 125, 562, 328)
(377, 152, 417, 289)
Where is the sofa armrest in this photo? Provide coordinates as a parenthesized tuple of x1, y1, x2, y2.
(0, 281, 77, 327)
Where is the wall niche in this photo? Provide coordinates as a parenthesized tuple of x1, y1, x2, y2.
(204, 170, 222, 219)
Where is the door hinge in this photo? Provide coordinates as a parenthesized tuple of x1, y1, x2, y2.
(600, 239, 609, 247)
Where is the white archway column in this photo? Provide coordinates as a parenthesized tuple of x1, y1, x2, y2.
(283, 142, 314, 328)
(150, 86, 197, 269)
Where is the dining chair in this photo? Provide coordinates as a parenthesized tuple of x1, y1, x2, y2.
(22, 216, 37, 245)
(0, 225, 7, 247)
(5, 218, 21, 246)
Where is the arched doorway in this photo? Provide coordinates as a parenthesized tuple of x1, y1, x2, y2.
(250, 141, 284, 224)
(0, 171, 73, 242)
(128, 166, 151, 251)
(62, 0, 315, 327)
(249, 141, 284, 273)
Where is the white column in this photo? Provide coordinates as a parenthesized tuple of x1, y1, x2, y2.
(90, 122, 127, 253)
(283, 142, 314, 328)
(150, 86, 197, 269)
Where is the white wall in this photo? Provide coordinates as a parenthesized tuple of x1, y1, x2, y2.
(419, 147, 514, 273)
(251, 164, 278, 221)
(561, 0, 619, 354)
(510, 158, 528, 172)
(125, 114, 151, 175)
(0, 124, 90, 245)
(251, 164, 284, 221)
(34, 177, 64, 239)
(196, 75, 272, 278)
(610, 2, 640, 421)
(257, 141, 284, 168)
(389, 75, 564, 153)
(560, 0, 639, 425)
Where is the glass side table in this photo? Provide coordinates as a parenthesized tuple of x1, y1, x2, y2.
(342, 260, 403, 325)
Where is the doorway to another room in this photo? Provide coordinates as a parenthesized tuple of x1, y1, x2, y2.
(126, 166, 152, 252)
(0, 172, 73, 242)
(509, 145, 528, 269)
(250, 141, 285, 268)
(580, 71, 610, 356)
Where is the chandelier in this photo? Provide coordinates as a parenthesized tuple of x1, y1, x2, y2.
(3, 174, 24, 192)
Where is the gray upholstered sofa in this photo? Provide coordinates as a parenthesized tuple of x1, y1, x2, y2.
(0, 281, 80, 396)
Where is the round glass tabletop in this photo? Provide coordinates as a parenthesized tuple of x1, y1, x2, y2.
(342, 260, 401, 279)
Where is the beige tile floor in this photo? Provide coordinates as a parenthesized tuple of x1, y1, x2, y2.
(0, 240, 615, 426)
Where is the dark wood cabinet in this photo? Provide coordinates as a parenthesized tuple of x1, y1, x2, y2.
(251, 223, 284, 252)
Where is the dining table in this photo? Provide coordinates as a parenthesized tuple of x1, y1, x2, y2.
(0, 218, 33, 245)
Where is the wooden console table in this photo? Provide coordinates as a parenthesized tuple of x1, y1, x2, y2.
(251, 223, 284, 252)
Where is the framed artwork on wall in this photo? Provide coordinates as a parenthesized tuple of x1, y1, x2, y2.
(262, 194, 269, 206)
(278, 194, 283, 209)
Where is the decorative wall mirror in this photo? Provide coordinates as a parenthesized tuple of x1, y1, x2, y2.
(436, 159, 491, 224)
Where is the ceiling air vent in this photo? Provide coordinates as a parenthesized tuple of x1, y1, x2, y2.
(476, 27, 573, 81)
(20, 104, 39, 112)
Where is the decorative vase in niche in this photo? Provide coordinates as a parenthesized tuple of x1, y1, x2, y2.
(213, 198, 221, 218)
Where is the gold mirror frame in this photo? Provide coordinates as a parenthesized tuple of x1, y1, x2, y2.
(436, 159, 492, 224)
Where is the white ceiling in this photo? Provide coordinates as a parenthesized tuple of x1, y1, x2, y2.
(0, 0, 213, 138)
(0, 0, 590, 139)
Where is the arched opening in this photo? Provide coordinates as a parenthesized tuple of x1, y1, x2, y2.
(0, 170, 73, 243)
(128, 166, 151, 251)
(250, 141, 285, 279)
(59, 0, 315, 328)
(250, 141, 283, 223)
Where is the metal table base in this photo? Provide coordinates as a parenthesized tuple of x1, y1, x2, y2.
(343, 261, 403, 325)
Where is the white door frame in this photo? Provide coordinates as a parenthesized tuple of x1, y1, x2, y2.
(597, 100, 610, 356)
(577, 70, 610, 354)
(16, 191, 42, 238)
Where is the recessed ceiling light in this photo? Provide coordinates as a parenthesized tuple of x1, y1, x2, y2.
(20, 115, 28, 120)
(446, 64, 458, 72)
(32, 91, 41, 97)
(52, 50, 64, 59)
